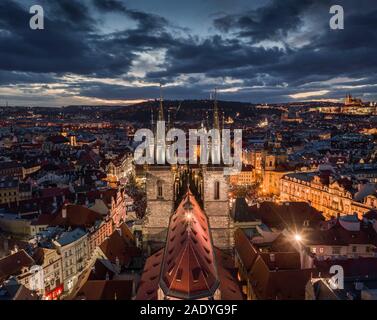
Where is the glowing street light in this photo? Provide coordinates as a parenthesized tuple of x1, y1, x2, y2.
(294, 234, 302, 242)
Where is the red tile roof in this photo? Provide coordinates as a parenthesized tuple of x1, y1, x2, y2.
(250, 256, 313, 300)
(99, 231, 140, 267)
(76, 280, 133, 300)
(303, 220, 377, 246)
(234, 228, 259, 273)
(249, 201, 324, 230)
(52, 204, 102, 228)
(159, 191, 219, 299)
(0, 250, 35, 282)
(214, 248, 243, 300)
(235, 229, 315, 300)
(31, 213, 56, 226)
(135, 249, 164, 300)
(137, 190, 223, 300)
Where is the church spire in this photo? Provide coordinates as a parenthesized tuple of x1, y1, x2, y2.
(213, 88, 220, 130)
(166, 109, 172, 131)
(150, 108, 154, 130)
(158, 83, 164, 122)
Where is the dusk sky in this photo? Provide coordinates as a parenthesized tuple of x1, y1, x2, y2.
(1, 0, 377, 106)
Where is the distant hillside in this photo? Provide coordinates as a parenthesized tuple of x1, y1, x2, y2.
(107, 99, 262, 123)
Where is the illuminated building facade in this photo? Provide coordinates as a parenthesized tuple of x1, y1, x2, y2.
(280, 172, 374, 219)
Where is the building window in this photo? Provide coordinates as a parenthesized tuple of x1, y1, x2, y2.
(332, 247, 341, 255)
(352, 246, 357, 253)
(176, 268, 183, 282)
(192, 267, 201, 283)
(214, 181, 220, 200)
(157, 180, 163, 199)
(312, 247, 317, 254)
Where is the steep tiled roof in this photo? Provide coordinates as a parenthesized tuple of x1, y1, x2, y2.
(234, 228, 259, 273)
(249, 201, 325, 230)
(88, 259, 116, 281)
(0, 250, 34, 282)
(76, 280, 133, 300)
(159, 191, 219, 299)
(0, 279, 38, 300)
(99, 230, 140, 267)
(135, 249, 164, 300)
(252, 257, 313, 299)
(235, 229, 315, 300)
(214, 248, 243, 300)
(119, 222, 136, 246)
(304, 220, 377, 246)
(53, 204, 102, 228)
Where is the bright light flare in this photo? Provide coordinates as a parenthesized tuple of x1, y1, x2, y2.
(185, 212, 193, 221)
(294, 234, 302, 242)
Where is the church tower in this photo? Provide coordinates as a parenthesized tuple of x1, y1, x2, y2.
(143, 86, 174, 252)
(143, 166, 175, 252)
(143, 87, 233, 253)
(202, 166, 233, 251)
(201, 91, 233, 251)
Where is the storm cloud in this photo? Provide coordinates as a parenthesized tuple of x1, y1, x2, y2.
(0, 0, 377, 106)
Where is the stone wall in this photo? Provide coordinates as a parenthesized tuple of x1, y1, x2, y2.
(143, 167, 174, 249)
(203, 167, 233, 250)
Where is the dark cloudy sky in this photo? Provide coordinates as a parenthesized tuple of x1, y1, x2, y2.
(1, 0, 377, 106)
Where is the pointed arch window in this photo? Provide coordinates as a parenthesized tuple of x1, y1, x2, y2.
(214, 181, 220, 200)
(157, 180, 163, 199)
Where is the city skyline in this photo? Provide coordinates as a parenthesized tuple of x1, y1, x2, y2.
(1, 0, 377, 304)
(1, 0, 377, 106)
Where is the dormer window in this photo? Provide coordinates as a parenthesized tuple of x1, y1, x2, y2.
(176, 268, 183, 282)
